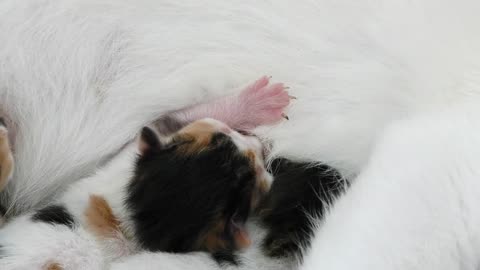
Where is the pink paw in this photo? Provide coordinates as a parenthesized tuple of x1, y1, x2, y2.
(237, 76, 292, 129)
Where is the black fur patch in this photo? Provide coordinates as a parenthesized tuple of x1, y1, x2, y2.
(0, 203, 5, 216)
(259, 158, 345, 259)
(0, 118, 5, 127)
(32, 205, 75, 229)
(212, 251, 240, 266)
(126, 132, 256, 255)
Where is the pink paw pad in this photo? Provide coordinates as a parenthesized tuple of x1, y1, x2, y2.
(238, 76, 292, 129)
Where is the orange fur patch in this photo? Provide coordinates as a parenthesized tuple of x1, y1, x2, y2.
(251, 177, 270, 210)
(244, 149, 270, 209)
(257, 178, 270, 194)
(0, 129, 13, 192)
(199, 219, 228, 252)
(44, 262, 63, 270)
(199, 216, 252, 252)
(244, 150, 257, 166)
(233, 226, 251, 249)
(175, 121, 217, 154)
(85, 195, 120, 238)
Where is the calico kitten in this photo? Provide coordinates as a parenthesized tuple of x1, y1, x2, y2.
(0, 77, 291, 270)
(0, 75, 289, 218)
(0, 118, 273, 269)
(128, 119, 271, 254)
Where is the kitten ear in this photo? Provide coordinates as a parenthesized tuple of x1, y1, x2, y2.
(137, 126, 163, 155)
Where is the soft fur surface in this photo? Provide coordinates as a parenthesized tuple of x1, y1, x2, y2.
(303, 104, 480, 270)
(1, 0, 480, 269)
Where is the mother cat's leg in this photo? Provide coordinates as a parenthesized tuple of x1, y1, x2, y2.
(301, 103, 480, 270)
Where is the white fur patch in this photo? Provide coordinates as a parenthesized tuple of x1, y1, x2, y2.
(1, 0, 480, 269)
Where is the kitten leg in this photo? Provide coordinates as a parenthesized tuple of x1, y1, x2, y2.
(0, 118, 13, 192)
(155, 76, 291, 134)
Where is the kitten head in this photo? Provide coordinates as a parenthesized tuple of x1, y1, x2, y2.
(127, 118, 271, 254)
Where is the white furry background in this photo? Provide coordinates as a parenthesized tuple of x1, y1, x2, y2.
(1, 0, 480, 269)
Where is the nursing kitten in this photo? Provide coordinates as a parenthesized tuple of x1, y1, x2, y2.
(0, 77, 290, 270)
(0, 73, 345, 268)
(0, 119, 271, 269)
(128, 119, 269, 255)
(0, 122, 347, 270)
(0, 75, 288, 217)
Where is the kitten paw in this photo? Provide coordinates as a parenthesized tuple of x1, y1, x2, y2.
(238, 76, 292, 129)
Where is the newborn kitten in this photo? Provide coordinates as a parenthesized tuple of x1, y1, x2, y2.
(0, 77, 291, 270)
(0, 76, 288, 217)
(129, 119, 270, 254)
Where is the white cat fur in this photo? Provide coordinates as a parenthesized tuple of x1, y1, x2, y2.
(1, 0, 480, 269)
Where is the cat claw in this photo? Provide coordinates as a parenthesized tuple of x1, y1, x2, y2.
(237, 76, 291, 128)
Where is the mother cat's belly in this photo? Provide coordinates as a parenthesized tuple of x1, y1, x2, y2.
(0, 0, 433, 215)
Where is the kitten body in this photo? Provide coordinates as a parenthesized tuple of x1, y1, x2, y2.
(0, 118, 272, 269)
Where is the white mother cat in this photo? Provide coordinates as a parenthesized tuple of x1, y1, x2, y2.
(1, 0, 480, 269)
